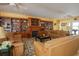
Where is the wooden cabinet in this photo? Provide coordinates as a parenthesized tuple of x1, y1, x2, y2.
(12, 18, 29, 32)
(0, 17, 29, 32)
(21, 19, 29, 32)
(40, 20, 53, 30)
(31, 18, 39, 26)
(0, 16, 53, 38)
(12, 19, 21, 32)
(0, 17, 12, 32)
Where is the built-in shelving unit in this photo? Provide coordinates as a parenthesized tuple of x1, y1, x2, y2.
(40, 20, 53, 30)
(0, 17, 29, 32)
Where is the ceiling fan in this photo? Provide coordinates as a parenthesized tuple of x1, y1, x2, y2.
(0, 3, 27, 10)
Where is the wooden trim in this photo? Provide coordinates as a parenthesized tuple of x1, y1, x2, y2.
(40, 20, 53, 23)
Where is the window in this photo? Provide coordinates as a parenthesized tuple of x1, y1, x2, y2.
(72, 22, 79, 30)
(70, 21, 79, 35)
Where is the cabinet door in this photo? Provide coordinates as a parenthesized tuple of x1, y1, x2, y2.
(0, 18, 12, 32)
(21, 19, 29, 32)
(46, 22, 53, 30)
(31, 18, 39, 26)
(40, 22, 46, 28)
(12, 19, 21, 32)
(40, 21, 53, 30)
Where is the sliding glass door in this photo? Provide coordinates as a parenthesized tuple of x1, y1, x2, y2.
(70, 21, 79, 35)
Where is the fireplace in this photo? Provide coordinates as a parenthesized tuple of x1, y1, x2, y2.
(32, 31, 38, 37)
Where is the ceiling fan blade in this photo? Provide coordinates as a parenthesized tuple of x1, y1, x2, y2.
(14, 3, 28, 10)
(0, 3, 9, 5)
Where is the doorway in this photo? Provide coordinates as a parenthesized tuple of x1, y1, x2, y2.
(69, 21, 79, 35)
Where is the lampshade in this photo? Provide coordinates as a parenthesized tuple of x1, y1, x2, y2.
(0, 27, 6, 39)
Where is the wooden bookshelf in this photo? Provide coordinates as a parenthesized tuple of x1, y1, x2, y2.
(0, 16, 53, 38)
(40, 20, 53, 30)
(0, 17, 29, 32)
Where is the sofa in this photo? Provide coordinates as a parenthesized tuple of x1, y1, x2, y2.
(6, 32, 24, 56)
(49, 30, 70, 38)
(34, 35, 79, 56)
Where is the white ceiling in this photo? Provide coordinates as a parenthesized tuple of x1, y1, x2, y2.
(0, 3, 79, 18)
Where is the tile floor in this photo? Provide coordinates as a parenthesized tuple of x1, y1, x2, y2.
(23, 38, 35, 56)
